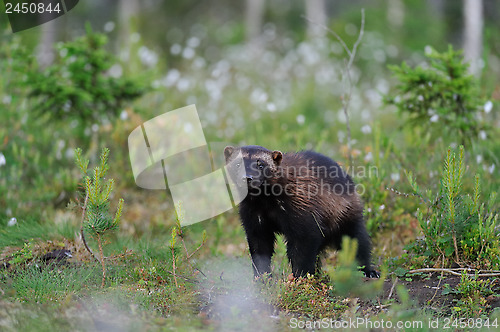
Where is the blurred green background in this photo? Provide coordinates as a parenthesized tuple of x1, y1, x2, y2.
(1, 0, 497, 234)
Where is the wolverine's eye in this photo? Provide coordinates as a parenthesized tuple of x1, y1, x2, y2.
(257, 160, 264, 169)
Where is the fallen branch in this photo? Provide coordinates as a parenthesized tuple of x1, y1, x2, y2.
(407, 268, 500, 277)
(387, 277, 398, 300)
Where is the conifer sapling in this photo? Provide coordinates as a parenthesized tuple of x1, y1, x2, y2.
(75, 147, 124, 287)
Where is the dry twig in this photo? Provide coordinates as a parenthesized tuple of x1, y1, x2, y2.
(407, 268, 500, 277)
(303, 9, 366, 168)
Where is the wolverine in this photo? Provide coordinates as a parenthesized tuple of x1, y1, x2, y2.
(224, 145, 379, 278)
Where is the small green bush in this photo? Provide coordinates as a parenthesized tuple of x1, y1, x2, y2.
(451, 271, 494, 317)
(384, 45, 488, 145)
(23, 23, 147, 144)
(406, 146, 499, 269)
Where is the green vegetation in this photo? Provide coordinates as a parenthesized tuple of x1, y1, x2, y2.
(75, 147, 124, 287)
(328, 237, 385, 298)
(452, 271, 495, 317)
(405, 146, 499, 270)
(21, 24, 147, 146)
(1, 3, 499, 330)
(384, 46, 488, 145)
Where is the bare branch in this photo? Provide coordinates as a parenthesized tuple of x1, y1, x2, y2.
(342, 59, 354, 168)
(407, 268, 500, 277)
(303, 9, 365, 169)
(348, 8, 365, 68)
(301, 15, 351, 57)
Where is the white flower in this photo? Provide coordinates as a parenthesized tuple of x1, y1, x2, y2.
(0, 152, 5, 167)
(163, 69, 180, 87)
(250, 88, 267, 105)
(120, 110, 128, 120)
(104, 21, 115, 32)
(430, 114, 439, 123)
(187, 37, 200, 48)
(361, 125, 372, 134)
(391, 173, 400, 182)
(476, 155, 483, 164)
(59, 47, 68, 57)
(109, 64, 122, 78)
(7, 217, 17, 227)
(65, 148, 74, 159)
(138, 46, 158, 67)
(170, 44, 182, 55)
(176, 78, 190, 92)
(296, 114, 305, 125)
(2, 95, 11, 104)
(488, 164, 495, 174)
(182, 47, 195, 60)
(479, 130, 487, 140)
(379, 204, 385, 211)
(266, 102, 277, 112)
(484, 100, 493, 113)
(364, 151, 373, 162)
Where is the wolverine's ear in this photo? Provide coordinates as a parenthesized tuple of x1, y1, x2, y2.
(272, 150, 283, 165)
(224, 146, 235, 161)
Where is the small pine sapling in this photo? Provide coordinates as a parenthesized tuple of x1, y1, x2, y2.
(169, 201, 207, 287)
(75, 147, 124, 287)
(328, 237, 384, 299)
(405, 146, 499, 269)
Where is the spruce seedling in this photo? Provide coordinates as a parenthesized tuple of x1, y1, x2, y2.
(384, 45, 489, 145)
(75, 147, 124, 287)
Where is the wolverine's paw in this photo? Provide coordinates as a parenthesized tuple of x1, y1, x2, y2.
(364, 270, 380, 278)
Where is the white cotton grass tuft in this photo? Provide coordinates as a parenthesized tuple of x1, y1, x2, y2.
(361, 124, 372, 134)
(8, 218, 17, 227)
(484, 100, 493, 113)
(430, 114, 439, 123)
(296, 114, 305, 125)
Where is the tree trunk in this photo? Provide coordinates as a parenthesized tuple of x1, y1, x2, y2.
(305, 0, 327, 38)
(387, 0, 405, 28)
(245, 0, 265, 43)
(428, 0, 445, 21)
(463, 0, 483, 76)
(118, 0, 140, 61)
(36, 19, 58, 68)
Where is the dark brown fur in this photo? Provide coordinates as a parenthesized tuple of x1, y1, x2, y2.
(224, 145, 379, 278)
